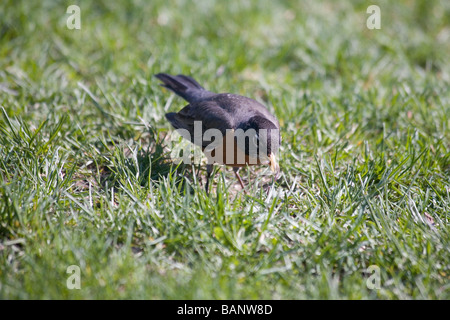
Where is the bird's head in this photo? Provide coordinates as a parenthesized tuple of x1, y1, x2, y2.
(238, 116, 280, 175)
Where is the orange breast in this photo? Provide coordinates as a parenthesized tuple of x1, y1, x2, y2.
(201, 130, 267, 167)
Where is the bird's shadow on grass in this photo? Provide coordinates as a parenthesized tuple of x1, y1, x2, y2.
(101, 129, 200, 193)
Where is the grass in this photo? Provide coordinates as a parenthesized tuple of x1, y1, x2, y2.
(0, 0, 449, 299)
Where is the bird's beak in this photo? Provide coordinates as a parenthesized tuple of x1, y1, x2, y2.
(269, 153, 279, 174)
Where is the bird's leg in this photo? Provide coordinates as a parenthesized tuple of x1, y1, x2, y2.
(266, 173, 275, 196)
(233, 167, 246, 191)
(274, 169, 281, 182)
(205, 164, 213, 194)
(266, 169, 280, 196)
(195, 163, 202, 186)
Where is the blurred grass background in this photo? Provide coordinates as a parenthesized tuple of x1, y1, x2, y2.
(0, 0, 449, 299)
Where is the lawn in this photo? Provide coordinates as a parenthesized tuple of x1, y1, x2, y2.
(0, 0, 449, 299)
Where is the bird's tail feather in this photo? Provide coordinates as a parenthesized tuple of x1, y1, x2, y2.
(155, 73, 210, 103)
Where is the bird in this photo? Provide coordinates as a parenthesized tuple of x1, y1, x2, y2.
(155, 73, 280, 193)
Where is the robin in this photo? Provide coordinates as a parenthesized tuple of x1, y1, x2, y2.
(156, 73, 280, 193)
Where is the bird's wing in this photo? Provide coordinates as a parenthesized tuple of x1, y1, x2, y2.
(169, 100, 235, 148)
